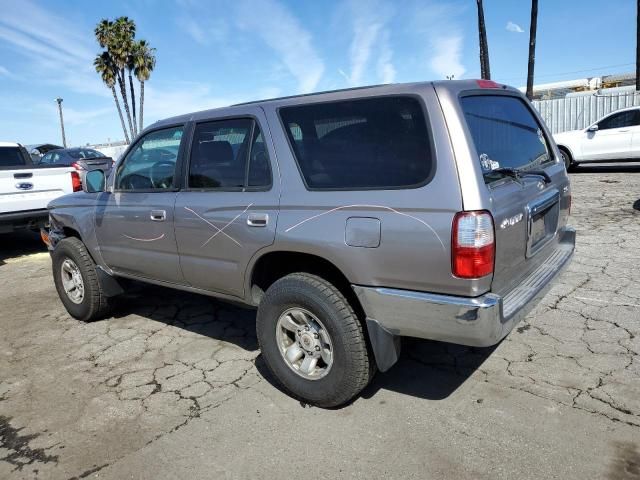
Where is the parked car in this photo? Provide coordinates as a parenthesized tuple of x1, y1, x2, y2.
(43, 80, 575, 407)
(25, 143, 63, 164)
(38, 147, 113, 175)
(554, 106, 640, 169)
(0, 142, 79, 233)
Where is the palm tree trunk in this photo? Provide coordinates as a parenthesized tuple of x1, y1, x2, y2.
(477, 0, 490, 79)
(139, 81, 145, 133)
(117, 69, 135, 139)
(112, 86, 130, 144)
(128, 72, 137, 137)
(526, 0, 538, 100)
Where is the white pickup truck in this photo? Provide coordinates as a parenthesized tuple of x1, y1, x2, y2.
(0, 142, 79, 234)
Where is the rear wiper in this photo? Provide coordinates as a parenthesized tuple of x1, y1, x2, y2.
(487, 167, 551, 184)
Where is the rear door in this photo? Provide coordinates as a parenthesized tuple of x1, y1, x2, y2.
(173, 109, 279, 298)
(581, 110, 636, 160)
(460, 93, 569, 294)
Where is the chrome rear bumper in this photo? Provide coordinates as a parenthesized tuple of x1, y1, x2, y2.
(353, 227, 575, 348)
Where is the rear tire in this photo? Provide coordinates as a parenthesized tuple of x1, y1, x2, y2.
(256, 273, 374, 408)
(52, 237, 111, 321)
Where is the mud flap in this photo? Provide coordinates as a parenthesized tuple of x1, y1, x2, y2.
(96, 266, 125, 297)
(365, 318, 401, 372)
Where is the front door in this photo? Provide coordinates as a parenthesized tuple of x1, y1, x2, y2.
(581, 109, 637, 161)
(174, 112, 279, 297)
(95, 125, 186, 283)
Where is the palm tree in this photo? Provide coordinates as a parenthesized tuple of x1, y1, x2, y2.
(111, 17, 136, 139)
(526, 0, 538, 100)
(133, 40, 156, 133)
(94, 52, 130, 143)
(476, 0, 490, 79)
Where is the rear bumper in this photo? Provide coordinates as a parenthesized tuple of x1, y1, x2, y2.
(353, 226, 575, 347)
(0, 209, 49, 233)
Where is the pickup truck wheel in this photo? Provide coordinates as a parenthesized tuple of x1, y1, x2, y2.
(256, 273, 373, 408)
(52, 237, 111, 322)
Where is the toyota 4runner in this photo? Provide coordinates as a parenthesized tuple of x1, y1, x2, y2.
(44, 80, 575, 407)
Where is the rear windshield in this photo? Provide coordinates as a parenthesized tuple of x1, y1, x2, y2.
(279, 97, 433, 190)
(461, 95, 553, 179)
(67, 149, 105, 159)
(0, 147, 28, 168)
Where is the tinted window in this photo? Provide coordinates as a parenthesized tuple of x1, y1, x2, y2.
(67, 149, 105, 159)
(597, 110, 639, 130)
(461, 95, 553, 178)
(116, 126, 183, 190)
(189, 119, 271, 189)
(279, 97, 433, 189)
(0, 147, 27, 167)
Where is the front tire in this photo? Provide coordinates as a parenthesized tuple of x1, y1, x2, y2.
(559, 148, 575, 171)
(52, 237, 111, 321)
(256, 273, 373, 408)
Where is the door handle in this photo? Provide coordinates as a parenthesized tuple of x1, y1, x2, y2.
(247, 213, 268, 227)
(150, 209, 166, 221)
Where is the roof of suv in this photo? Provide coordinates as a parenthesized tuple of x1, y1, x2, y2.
(0, 142, 20, 147)
(150, 79, 520, 129)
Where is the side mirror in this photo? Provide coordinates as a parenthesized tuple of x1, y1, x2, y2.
(587, 124, 599, 132)
(84, 169, 106, 193)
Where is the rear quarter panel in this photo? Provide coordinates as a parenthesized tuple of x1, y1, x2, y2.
(258, 83, 490, 297)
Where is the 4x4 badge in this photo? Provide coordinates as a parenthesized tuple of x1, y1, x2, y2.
(500, 212, 524, 229)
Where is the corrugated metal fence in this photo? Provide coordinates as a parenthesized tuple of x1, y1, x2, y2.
(533, 91, 640, 134)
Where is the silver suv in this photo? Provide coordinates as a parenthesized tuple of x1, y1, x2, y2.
(44, 80, 575, 407)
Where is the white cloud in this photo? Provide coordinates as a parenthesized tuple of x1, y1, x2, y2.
(506, 21, 525, 33)
(377, 30, 396, 84)
(177, 16, 209, 45)
(236, 0, 324, 93)
(0, 65, 11, 77)
(343, 0, 395, 86)
(429, 35, 465, 79)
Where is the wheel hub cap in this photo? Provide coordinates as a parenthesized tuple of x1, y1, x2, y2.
(60, 258, 84, 304)
(276, 307, 333, 380)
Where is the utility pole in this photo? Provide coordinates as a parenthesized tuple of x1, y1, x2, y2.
(636, 0, 640, 90)
(55, 97, 67, 148)
(477, 0, 491, 80)
(526, 0, 539, 100)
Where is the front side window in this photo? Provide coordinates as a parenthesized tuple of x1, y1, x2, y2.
(189, 119, 271, 189)
(461, 95, 553, 181)
(116, 126, 183, 190)
(597, 110, 639, 130)
(280, 97, 433, 190)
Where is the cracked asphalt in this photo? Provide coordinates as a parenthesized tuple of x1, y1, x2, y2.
(1, 164, 639, 479)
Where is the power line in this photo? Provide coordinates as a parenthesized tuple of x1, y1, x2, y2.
(498, 62, 635, 83)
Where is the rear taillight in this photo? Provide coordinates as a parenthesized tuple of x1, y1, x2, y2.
(71, 171, 82, 192)
(452, 211, 495, 279)
(476, 79, 501, 89)
(70, 162, 82, 170)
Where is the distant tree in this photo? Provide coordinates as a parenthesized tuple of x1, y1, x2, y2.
(93, 17, 155, 141)
(526, 0, 539, 100)
(476, 0, 491, 79)
(133, 40, 156, 133)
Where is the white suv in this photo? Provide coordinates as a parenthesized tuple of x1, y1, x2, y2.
(553, 106, 640, 169)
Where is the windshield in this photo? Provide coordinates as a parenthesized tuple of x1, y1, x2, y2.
(0, 147, 28, 167)
(461, 95, 553, 182)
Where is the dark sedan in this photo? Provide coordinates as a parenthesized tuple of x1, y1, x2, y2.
(38, 148, 113, 173)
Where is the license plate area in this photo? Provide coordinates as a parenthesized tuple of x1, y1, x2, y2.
(526, 190, 560, 257)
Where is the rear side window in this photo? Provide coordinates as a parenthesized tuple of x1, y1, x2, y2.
(279, 97, 433, 190)
(461, 95, 553, 177)
(0, 147, 27, 168)
(189, 119, 271, 190)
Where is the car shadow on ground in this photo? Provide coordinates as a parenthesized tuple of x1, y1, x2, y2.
(0, 231, 47, 266)
(108, 281, 496, 404)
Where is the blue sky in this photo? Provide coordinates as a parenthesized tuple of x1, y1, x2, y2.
(0, 0, 636, 146)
